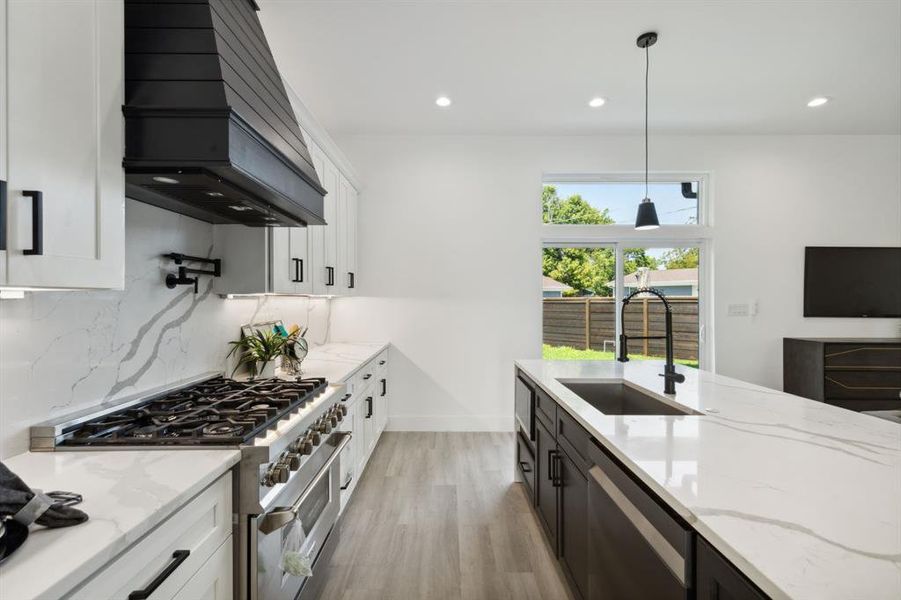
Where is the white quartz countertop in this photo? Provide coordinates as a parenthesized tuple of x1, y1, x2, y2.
(515, 359, 901, 600)
(301, 341, 389, 383)
(0, 449, 240, 600)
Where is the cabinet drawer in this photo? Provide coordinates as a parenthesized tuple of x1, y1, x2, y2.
(172, 537, 233, 600)
(516, 430, 535, 499)
(824, 344, 901, 369)
(70, 472, 232, 600)
(535, 387, 556, 430)
(557, 407, 591, 470)
(824, 370, 901, 400)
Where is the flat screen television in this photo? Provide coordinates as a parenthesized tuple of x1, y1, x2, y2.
(803, 247, 901, 317)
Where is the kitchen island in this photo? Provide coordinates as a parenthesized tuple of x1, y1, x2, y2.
(514, 359, 901, 600)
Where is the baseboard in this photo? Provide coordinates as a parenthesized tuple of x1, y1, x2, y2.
(386, 414, 514, 432)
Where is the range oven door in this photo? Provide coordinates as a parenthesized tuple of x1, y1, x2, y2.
(252, 432, 351, 600)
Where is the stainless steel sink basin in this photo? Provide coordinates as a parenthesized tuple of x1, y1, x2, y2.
(557, 381, 701, 416)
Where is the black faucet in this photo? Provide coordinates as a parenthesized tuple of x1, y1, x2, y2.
(617, 288, 686, 395)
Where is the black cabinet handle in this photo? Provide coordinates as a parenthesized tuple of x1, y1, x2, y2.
(547, 449, 556, 483)
(362, 373, 372, 380)
(378, 360, 386, 366)
(340, 393, 351, 402)
(365, 396, 373, 418)
(291, 258, 304, 283)
(128, 549, 190, 600)
(0, 180, 7, 251)
(553, 453, 562, 487)
(22, 190, 43, 256)
(325, 266, 335, 286)
(380, 378, 387, 397)
(348, 271, 355, 289)
(519, 461, 532, 473)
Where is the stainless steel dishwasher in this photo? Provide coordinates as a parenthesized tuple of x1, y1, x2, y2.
(586, 439, 694, 599)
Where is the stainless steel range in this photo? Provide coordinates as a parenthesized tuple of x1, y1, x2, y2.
(30, 373, 351, 600)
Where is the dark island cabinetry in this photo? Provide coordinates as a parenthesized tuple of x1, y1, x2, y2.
(696, 537, 769, 600)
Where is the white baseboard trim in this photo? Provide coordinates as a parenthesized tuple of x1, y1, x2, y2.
(386, 414, 514, 432)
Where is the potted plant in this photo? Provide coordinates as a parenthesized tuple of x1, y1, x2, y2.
(227, 329, 286, 380)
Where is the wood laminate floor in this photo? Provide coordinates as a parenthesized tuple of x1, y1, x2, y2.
(309, 432, 574, 600)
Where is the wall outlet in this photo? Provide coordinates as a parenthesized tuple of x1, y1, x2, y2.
(727, 303, 750, 317)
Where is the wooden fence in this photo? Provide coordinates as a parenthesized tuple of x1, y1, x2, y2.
(543, 296, 699, 361)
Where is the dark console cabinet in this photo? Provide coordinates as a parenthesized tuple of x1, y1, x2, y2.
(783, 338, 901, 411)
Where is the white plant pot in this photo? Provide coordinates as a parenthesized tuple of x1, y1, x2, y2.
(254, 360, 277, 380)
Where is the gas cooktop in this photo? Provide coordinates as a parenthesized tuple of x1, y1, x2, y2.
(59, 376, 328, 446)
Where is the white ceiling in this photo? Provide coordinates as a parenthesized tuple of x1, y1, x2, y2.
(259, 0, 901, 135)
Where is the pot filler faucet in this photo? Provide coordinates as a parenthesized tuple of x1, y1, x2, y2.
(617, 288, 686, 395)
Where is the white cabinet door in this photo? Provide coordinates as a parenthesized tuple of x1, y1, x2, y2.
(172, 537, 233, 600)
(336, 177, 348, 294)
(5, 0, 124, 289)
(376, 374, 389, 435)
(320, 158, 339, 294)
(346, 184, 358, 294)
(270, 227, 311, 294)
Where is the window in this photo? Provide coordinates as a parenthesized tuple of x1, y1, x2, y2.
(543, 180, 700, 226)
(541, 175, 712, 369)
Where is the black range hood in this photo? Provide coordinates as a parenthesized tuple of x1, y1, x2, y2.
(123, 0, 326, 227)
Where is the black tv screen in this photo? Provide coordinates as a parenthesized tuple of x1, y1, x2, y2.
(803, 247, 901, 317)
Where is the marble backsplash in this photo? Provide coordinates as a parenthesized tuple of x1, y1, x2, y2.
(0, 200, 331, 458)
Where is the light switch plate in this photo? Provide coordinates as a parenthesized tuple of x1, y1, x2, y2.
(727, 303, 750, 316)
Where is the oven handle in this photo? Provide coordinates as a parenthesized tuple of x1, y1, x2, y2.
(257, 432, 352, 535)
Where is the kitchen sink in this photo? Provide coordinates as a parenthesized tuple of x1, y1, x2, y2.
(557, 381, 701, 416)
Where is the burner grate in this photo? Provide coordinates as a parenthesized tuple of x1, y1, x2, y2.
(60, 376, 328, 446)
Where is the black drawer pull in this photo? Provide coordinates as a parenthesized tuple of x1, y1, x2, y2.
(340, 393, 352, 402)
(325, 266, 335, 286)
(128, 549, 190, 600)
(365, 396, 373, 418)
(0, 180, 6, 251)
(380, 378, 387, 397)
(292, 258, 304, 283)
(519, 461, 532, 473)
(378, 360, 386, 366)
(348, 271, 355, 289)
(22, 190, 43, 256)
(362, 373, 372, 380)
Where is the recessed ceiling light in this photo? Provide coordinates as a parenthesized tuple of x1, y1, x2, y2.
(229, 205, 253, 212)
(435, 96, 452, 108)
(205, 191, 224, 197)
(152, 176, 179, 184)
(588, 97, 607, 108)
(807, 96, 830, 107)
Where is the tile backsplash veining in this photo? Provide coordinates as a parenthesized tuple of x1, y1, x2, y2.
(0, 200, 331, 458)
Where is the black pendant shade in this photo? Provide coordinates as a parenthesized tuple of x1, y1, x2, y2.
(635, 198, 660, 230)
(634, 31, 660, 231)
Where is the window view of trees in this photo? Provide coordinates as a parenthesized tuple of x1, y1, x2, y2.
(542, 185, 701, 367)
(542, 185, 697, 296)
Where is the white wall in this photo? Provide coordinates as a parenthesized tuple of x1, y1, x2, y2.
(0, 200, 330, 458)
(329, 134, 901, 431)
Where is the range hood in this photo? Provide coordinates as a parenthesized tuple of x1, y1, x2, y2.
(123, 0, 326, 227)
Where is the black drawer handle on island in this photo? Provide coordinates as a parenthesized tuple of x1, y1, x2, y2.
(348, 271, 355, 289)
(22, 190, 43, 256)
(325, 266, 335, 286)
(128, 549, 190, 600)
(365, 396, 373, 418)
(380, 378, 387, 396)
(362, 373, 372, 380)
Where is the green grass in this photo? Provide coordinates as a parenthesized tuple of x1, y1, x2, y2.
(542, 344, 699, 369)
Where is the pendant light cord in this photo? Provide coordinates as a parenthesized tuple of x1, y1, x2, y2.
(644, 44, 649, 199)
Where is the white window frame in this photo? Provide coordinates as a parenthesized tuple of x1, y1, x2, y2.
(541, 172, 715, 371)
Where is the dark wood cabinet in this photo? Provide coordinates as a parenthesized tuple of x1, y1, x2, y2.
(534, 416, 558, 550)
(558, 448, 589, 599)
(784, 338, 901, 411)
(696, 537, 769, 600)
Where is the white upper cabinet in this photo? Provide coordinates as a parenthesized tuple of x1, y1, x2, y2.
(3, 0, 124, 289)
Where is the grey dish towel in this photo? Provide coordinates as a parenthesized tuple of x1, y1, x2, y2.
(0, 462, 88, 528)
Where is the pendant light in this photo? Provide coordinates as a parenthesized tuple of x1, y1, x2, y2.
(634, 31, 660, 230)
